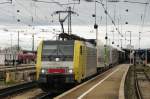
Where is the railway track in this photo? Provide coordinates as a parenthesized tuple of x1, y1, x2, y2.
(0, 64, 35, 69)
(9, 88, 61, 99)
(0, 81, 37, 98)
(37, 93, 54, 99)
(134, 65, 150, 99)
(0, 81, 60, 99)
(0, 66, 35, 72)
(134, 70, 143, 99)
(0, 64, 128, 99)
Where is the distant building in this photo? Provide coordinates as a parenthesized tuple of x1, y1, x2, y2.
(0, 45, 36, 66)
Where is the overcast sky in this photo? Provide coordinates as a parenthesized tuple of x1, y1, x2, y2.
(0, 0, 150, 50)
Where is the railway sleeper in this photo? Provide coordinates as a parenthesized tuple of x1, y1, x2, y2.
(143, 71, 150, 82)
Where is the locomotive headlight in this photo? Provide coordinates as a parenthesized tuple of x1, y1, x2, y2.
(55, 58, 60, 61)
(41, 69, 46, 74)
(69, 69, 73, 74)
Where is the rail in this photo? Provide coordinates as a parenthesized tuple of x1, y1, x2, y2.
(38, 93, 51, 99)
(134, 65, 144, 99)
(0, 66, 35, 72)
(134, 71, 143, 99)
(37, 92, 60, 99)
(143, 70, 150, 82)
(0, 81, 37, 98)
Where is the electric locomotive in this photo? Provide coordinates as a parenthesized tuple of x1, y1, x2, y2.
(36, 33, 97, 92)
(36, 33, 125, 92)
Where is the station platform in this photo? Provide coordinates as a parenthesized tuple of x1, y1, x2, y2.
(54, 64, 129, 99)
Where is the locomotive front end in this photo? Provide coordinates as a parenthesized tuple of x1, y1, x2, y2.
(38, 40, 75, 92)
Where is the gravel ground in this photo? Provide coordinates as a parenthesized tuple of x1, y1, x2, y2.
(4, 88, 43, 99)
(124, 65, 137, 99)
(125, 64, 150, 99)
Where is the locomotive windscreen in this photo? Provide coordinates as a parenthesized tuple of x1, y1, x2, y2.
(42, 40, 74, 61)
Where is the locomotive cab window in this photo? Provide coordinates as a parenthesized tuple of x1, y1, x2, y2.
(42, 41, 74, 61)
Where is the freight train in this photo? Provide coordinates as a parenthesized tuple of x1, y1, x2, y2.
(36, 33, 125, 92)
(3, 50, 36, 66)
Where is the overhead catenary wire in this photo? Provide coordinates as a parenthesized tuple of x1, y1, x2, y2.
(0, 1, 16, 20)
(84, 0, 124, 48)
(123, 0, 149, 5)
(30, 0, 48, 25)
(32, 0, 80, 6)
(96, 0, 123, 38)
(31, 0, 78, 25)
(0, 0, 149, 36)
(85, 0, 123, 39)
(71, 2, 103, 26)
(105, 0, 108, 45)
(14, 0, 33, 16)
(108, 0, 149, 5)
(0, 0, 12, 4)
(140, 0, 150, 32)
(15, 0, 53, 25)
(14, 0, 53, 25)
(0, 7, 14, 16)
(138, 0, 150, 49)
(108, 0, 150, 49)
(12, 0, 36, 25)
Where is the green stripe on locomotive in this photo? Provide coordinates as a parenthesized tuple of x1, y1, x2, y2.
(104, 46, 110, 65)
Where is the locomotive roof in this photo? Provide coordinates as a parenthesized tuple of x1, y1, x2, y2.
(43, 40, 74, 45)
(58, 33, 96, 45)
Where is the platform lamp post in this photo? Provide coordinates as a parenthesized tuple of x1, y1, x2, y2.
(23, 31, 35, 52)
(140, 31, 150, 65)
(93, 0, 99, 68)
(125, 31, 127, 48)
(31, 32, 38, 51)
(31, 27, 35, 52)
(145, 48, 147, 65)
(129, 31, 132, 65)
(139, 32, 141, 50)
(120, 38, 122, 49)
(111, 30, 115, 45)
(17, 9, 21, 52)
(126, 31, 132, 65)
(17, 31, 20, 51)
(85, 0, 99, 67)
(10, 33, 13, 52)
(15, 9, 21, 81)
(32, 33, 35, 51)
(28, 25, 35, 51)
